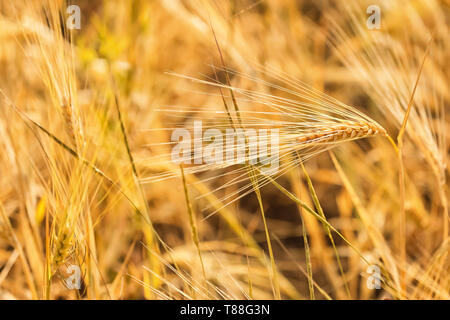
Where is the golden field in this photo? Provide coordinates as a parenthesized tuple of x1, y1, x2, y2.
(0, 0, 448, 300)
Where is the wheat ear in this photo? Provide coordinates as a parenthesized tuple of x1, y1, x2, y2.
(296, 121, 386, 145)
(51, 225, 73, 269)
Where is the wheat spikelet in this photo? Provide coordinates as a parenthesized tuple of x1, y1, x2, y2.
(51, 225, 73, 269)
(60, 99, 77, 146)
(60, 97, 85, 151)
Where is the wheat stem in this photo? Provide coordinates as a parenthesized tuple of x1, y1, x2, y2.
(180, 165, 207, 287)
(300, 160, 351, 299)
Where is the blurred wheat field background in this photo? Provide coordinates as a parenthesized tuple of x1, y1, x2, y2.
(0, 0, 448, 300)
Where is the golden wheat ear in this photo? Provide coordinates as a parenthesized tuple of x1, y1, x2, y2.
(295, 121, 386, 145)
(139, 66, 389, 210)
(51, 224, 74, 270)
